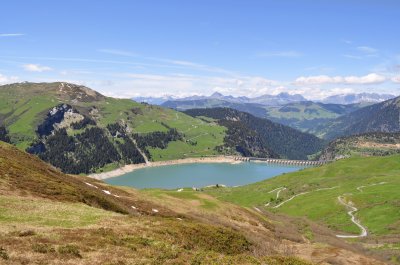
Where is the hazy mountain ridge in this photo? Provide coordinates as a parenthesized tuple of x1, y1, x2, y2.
(322, 92, 396, 104)
(137, 91, 395, 106)
(317, 96, 400, 139)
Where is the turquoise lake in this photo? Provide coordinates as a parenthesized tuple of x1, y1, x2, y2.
(105, 162, 304, 189)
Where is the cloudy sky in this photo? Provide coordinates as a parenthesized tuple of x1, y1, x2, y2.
(1, 0, 399, 99)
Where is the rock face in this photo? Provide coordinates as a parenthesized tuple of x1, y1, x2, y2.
(57, 82, 105, 102)
(36, 104, 86, 137)
(37, 104, 77, 137)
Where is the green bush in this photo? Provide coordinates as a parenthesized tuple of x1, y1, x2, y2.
(58, 244, 82, 258)
(0, 247, 9, 260)
(32, 243, 55, 253)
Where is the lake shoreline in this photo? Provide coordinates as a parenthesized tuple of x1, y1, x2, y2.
(89, 156, 239, 180)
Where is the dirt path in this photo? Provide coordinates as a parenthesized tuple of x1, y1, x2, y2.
(273, 192, 310, 208)
(272, 186, 339, 209)
(336, 196, 368, 238)
(356, 181, 387, 192)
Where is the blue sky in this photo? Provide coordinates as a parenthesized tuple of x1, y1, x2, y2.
(1, 0, 399, 99)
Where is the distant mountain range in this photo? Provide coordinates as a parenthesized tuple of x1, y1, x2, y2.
(161, 98, 370, 133)
(321, 93, 396, 104)
(134, 92, 307, 106)
(156, 92, 397, 136)
(133, 92, 396, 106)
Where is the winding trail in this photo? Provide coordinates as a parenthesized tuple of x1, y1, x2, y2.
(272, 186, 339, 209)
(276, 187, 286, 199)
(336, 196, 368, 238)
(265, 187, 286, 206)
(335, 182, 388, 238)
(273, 192, 310, 208)
(356, 181, 387, 192)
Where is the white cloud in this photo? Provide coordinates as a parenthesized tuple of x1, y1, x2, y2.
(0, 33, 24, 37)
(294, 73, 386, 85)
(344, 73, 386, 84)
(0, 73, 19, 84)
(343, 54, 362, 60)
(357, 46, 378, 53)
(257, 51, 303, 58)
(392, 76, 400, 83)
(22, 64, 52, 72)
(97, 49, 137, 57)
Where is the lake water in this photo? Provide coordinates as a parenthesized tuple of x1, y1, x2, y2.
(105, 162, 304, 189)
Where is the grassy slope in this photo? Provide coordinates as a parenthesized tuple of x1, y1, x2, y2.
(0, 141, 317, 265)
(1, 141, 386, 264)
(0, 82, 226, 161)
(206, 156, 400, 238)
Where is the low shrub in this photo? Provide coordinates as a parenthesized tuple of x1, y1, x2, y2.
(0, 247, 9, 260)
(32, 243, 55, 254)
(58, 244, 82, 258)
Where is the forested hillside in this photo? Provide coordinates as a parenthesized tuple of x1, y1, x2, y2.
(316, 96, 400, 139)
(0, 82, 227, 173)
(185, 108, 325, 160)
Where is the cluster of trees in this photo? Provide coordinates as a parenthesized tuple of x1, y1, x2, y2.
(36, 128, 121, 174)
(0, 125, 10, 143)
(134, 128, 183, 160)
(185, 108, 324, 160)
(215, 119, 278, 158)
(135, 129, 182, 150)
(117, 137, 145, 164)
(71, 116, 96, 130)
(30, 122, 148, 174)
(106, 122, 146, 164)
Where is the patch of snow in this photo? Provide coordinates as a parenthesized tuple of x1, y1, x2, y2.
(84, 182, 98, 189)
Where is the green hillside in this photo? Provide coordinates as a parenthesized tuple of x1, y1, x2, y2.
(0, 82, 227, 173)
(319, 132, 400, 160)
(185, 108, 325, 160)
(316, 96, 400, 140)
(206, 155, 400, 262)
